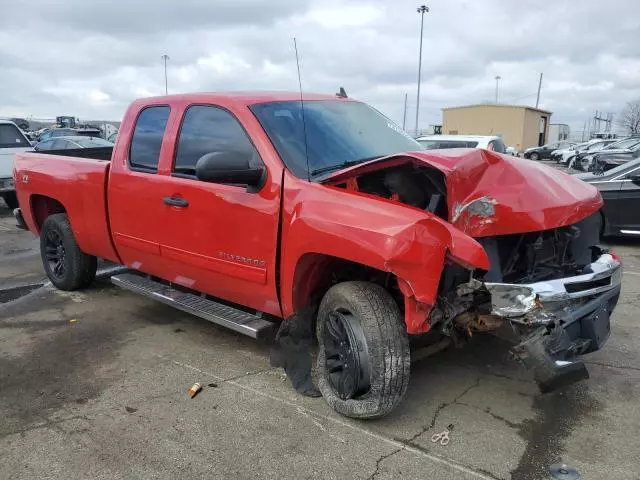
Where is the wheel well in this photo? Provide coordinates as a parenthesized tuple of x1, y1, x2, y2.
(31, 195, 66, 232)
(292, 253, 401, 314)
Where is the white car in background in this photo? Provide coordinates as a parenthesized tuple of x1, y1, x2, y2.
(416, 135, 506, 153)
(0, 120, 32, 209)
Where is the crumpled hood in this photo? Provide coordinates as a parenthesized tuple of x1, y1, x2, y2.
(324, 148, 603, 237)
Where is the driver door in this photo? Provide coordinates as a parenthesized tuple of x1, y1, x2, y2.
(157, 104, 282, 316)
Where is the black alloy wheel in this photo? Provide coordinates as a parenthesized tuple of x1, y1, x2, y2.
(323, 310, 371, 400)
(44, 228, 66, 280)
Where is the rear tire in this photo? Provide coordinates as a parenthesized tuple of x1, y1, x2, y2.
(316, 281, 410, 419)
(40, 213, 97, 290)
(1, 192, 18, 210)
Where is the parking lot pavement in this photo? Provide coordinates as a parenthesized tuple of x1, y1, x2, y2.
(2, 203, 640, 480)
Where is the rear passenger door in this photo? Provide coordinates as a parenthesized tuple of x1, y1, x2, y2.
(158, 104, 282, 316)
(109, 105, 174, 274)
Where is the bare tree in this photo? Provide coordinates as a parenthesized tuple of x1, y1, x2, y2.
(619, 100, 640, 135)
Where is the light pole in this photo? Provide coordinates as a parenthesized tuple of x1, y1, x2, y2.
(494, 75, 501, 103)
(161, 54, 170, 95)
(415, 5, 429, 136)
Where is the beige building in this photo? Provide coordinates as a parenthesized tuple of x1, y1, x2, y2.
(442, 104, 553, 151)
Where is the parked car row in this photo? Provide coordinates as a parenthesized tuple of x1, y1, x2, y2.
(551, 139, 617, 164)
(570, 136, 640, 172)
(523, 141, 575, 160)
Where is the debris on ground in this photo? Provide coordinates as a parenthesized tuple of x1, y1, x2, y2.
(431, 423, 454, 446)
(188, 382, 202, 398)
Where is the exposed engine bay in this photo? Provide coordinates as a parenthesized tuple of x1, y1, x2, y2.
(332, 163, 449, 221)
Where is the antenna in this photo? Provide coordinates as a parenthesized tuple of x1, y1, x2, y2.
(293, 37, 311, 181)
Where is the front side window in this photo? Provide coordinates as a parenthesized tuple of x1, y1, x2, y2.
(129, 106, 170, 171)
(173, 105, 259, 175)
(0, 124, 30, 148)
(251, 100, 422, 179)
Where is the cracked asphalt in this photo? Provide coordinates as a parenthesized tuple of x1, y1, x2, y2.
(2, 201, 640, 479)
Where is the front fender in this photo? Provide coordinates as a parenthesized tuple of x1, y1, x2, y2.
(279, 173, 489, 333)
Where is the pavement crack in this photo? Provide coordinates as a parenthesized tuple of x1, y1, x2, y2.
(403, 377, 482, 445)
(366, 448, 403, 480)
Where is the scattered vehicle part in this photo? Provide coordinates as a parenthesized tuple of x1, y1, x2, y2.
(431, 424, 454, 446)
(13, 92, 622, 419)
(549, 464, 581, 480)
(188, 383, 202, 398)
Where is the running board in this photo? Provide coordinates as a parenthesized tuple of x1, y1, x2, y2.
(111, 273, 276, 339)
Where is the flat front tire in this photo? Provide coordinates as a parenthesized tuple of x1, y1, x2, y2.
(316, 281, 410, 419)
(40, 213, 97, 290)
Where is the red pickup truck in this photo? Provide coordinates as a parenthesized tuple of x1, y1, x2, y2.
(13, 92, 622, 418)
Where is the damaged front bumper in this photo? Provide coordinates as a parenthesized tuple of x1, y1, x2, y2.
(484, 253, 622, 392)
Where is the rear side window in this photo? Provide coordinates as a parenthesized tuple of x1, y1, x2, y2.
(52, 139, 69, 149)
(0, 124, 30, 148)
(173, 105, 259, 175)
(129, 106, 170, 172)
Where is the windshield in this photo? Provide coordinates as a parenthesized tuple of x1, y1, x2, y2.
(250, 100, 422, 179)
(0, 124, 30, 148)
(418, 139, 478, 149)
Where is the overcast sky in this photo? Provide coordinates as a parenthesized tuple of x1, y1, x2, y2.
(1, 0, 639, 135)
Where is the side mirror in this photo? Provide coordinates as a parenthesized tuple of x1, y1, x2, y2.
(195, 151, 265, 188)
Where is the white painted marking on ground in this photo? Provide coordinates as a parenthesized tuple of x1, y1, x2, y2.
(158, 355, 495, 480)
(624, 271, 640, 276)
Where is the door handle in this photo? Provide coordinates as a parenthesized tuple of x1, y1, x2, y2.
(163, 196, 189, 207)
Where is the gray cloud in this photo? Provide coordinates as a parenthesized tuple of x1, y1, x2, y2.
(1, 0, 639, 138)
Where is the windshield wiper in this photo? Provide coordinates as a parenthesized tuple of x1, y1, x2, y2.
(310, 156, 382, 177)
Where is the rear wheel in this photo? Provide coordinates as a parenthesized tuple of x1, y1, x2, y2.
(40, 213, 97, 290)
(316, 281, 410, 419)
(1, 192, 18, 210)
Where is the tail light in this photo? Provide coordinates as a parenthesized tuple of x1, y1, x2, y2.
(609, 250, 621, 263)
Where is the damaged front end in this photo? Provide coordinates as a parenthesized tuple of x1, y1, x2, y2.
(433, 212, 622, 392)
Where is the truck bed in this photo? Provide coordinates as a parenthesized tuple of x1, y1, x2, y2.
(13, 151, 120, 263)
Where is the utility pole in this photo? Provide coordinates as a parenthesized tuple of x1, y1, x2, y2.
(535, 72, 543, 108)
(402, 93, 408, 131)
(494, 75, 501, 103)
(161, 54, 170, 95)
(415, 5, 429, 136)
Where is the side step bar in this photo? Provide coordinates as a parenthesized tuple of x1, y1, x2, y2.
(111, 273, 277, 339)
